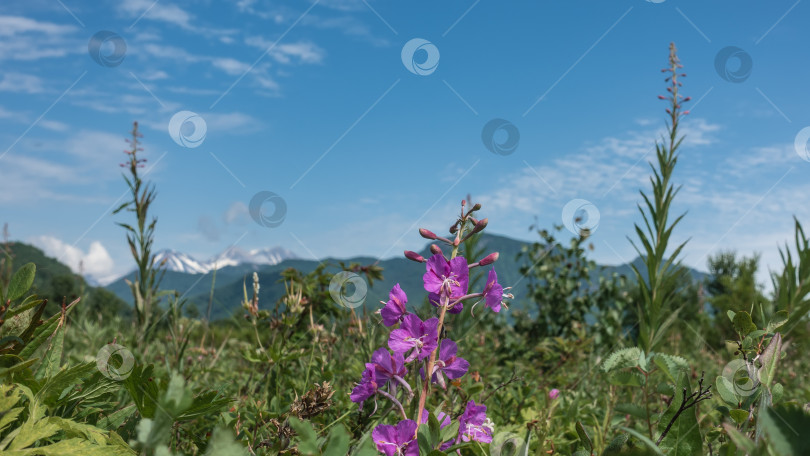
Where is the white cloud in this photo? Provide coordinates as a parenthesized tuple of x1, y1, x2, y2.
(118, 0, 195, 30)
(0, 72, 45, 93)
(29, 236, 117, 284)
(0, 15, 76, 36)
(245, 37, 325, 64)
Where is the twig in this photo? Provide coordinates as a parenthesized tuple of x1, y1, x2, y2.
(656, 371, 713, 445)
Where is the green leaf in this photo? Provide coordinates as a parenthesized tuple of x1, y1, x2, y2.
(417, 423, 432, 455)
(203, 427, 247, 456)
(36, 362, 96, 407)
(766, 310, 789, 332)
(608, 371, 644, 387)
(758, 404, 810, 455)
(602, 347, 641, 372)
(575, 422, 593, 452)
(721, 423, 755, 454)
(36, 319, 65, 380)
(732, 311, 757, 336)
(728, 409, 749, 426)
(7, 263, 35, 302)
(288, 417, 319, 455)
(618, 426, 664, 455)
(322, 425, 350, 456)
(653, 353, 689, 384)
(757, 333, 782, 388)
(657, 372, 703, 455)
(715, 376, 739, 406)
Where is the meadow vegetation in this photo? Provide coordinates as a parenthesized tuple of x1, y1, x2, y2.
(1, 43, 809, 456)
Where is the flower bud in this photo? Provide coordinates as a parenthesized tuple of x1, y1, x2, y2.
(450, 224, 458, 234)
(404, 250, 425, 263)
(478, 252, 499, 266)
(430, 244, 443, 256)
(471, 203, 481, 211)
(549, 389, 560, 400)
(419, 228, 438, 240)
(471, 218, 488, 234)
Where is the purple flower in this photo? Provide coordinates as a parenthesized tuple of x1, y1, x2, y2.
(389, 314, 439, 362)
(370, 347, 407, 385)
(482, 269, 504, 313)
(372, 419, 418, 456)
(428, 339, 469, 389)
(350, 365, 378, 403)
(381, 284, 408, 327)
(549, 388, 560, 400)
(458, 400, 493, 443)
(424, 254, 469, 313)
(420, 412, 453, 451)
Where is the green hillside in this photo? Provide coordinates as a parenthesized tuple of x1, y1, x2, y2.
(1, 242, 130, 319)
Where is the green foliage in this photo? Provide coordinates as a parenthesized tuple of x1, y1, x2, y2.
(517, 224, 630, 342)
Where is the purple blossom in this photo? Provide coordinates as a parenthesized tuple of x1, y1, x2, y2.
(549, 388, 560, 400)
(372, 419, 419, 456)
(350, 365, 378, 403)
(380, 284, 408, 327)
(427, 339, 469, 389)
(370, 347, 407, 384)
(424, 254, 469, 314)
(389, 314, 439, 362)
(458, 400, 493, 443)
(482, 269, 504, 313)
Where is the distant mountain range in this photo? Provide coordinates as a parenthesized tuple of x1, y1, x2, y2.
(104, 234, 709, 321)
(152, 246, 298, 275)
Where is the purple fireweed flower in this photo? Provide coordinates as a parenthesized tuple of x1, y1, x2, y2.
(549, 388, 560, 400)
(372, 419, 419, 456)
(424, 254, 469, 313)
(426, 339, 469, 389)
(420, 412, 453, 451)
(389, 314, 439, 362)
(380, 284, 408, 327)
(350, 365, 378, 403)
(458, 400, 493, 443)
(482, 269, 504, 313)
(370, 347, 407, 383)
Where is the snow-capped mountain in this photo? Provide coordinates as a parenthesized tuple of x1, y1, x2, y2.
(153, 249, 210, 274)
(208, 246, 297, 269)
(151, 246, 297, 274)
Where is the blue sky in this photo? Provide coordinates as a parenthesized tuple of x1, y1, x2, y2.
(1, 0, 809, 288)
